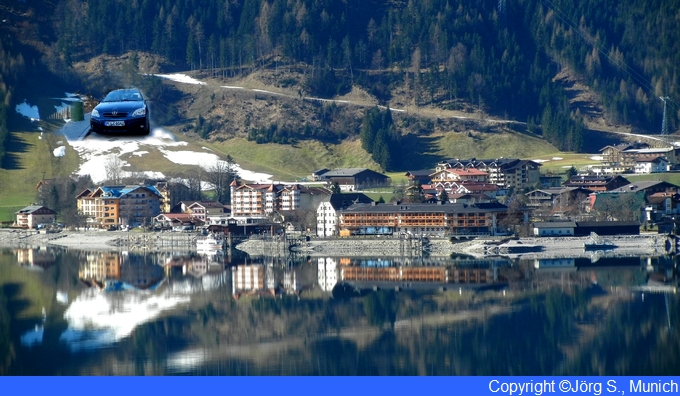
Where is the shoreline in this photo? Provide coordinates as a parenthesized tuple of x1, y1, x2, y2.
(0, 229, 196, 251)
(0, 229, 672, 260)
(237, 233, 673, 259)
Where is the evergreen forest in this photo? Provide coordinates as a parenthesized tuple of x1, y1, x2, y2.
(2, 0, 680, 164)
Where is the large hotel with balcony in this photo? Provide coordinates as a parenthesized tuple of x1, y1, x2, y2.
(230, 181, 301, 216)
(338, 202, 510, 236)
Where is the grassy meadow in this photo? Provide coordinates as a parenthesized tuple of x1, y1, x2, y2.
(0, 129, 80, 223)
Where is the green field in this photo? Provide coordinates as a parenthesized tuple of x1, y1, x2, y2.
(207, 137, 380, 181)
(0, 129, 80, 223)
(206, 128, 566, 182)
(529, 153, 601, 175)
(625, 172, 680, 185)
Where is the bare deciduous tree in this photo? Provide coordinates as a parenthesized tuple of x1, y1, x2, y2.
(205, 154, 239, 204)
(104, 154, 124, 184)
(183, 168, 204, 201)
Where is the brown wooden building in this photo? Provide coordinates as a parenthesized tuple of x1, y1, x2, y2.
(339, 201, 509, 236)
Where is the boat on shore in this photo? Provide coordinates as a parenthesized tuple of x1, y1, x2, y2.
(583, 232, 617, 250)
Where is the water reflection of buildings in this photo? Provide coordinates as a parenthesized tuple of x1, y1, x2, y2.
(15, 247, 57, 271)
(164, 254, 225, 278)
(79, 252, 164, 290)
(529, 255, 679, 291)
(231, 257, 304, 298)
(318, 258, 338, 292)
(330, 257, 509, 291)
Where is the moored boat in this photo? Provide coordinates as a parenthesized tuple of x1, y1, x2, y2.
(196, 233, 224, 253)
(583, 232, 616, 250)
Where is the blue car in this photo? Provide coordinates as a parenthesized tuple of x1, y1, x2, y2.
(90, 88, 150, 135)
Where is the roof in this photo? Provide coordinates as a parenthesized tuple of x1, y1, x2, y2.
(448, 193, 492, 201)
(564, 175, 629, 186)
(322, 168, 389, 178)
(300, 186, 332, 195)
(233, 183, 302, 192)
(625, 147, 673, 154)
(156, 213, 195, 221)
(609, 180, 678, 193)
(340, 201, 508, 214)
(502, 159, 541, 171)
(646, 192, 679, 204)
(312, 168, 330, 175)
(636, 156, 668, 163)
(526, 187, 589, 196)
(454, 182, 500, 192)
(98, 185, 163, 198)
(405, 170, 433, 178)
(326, 193, 374, 210)
(76, 188, 94, 199)
(533, 221, 577, 228)
(575, 221, 640, 228)
(599, 142, 649, 152)
(16, 205, 55, 215)
(187, 201, 226, 209)
(445, 168, 489, 176)
(440, 158, 518, 167)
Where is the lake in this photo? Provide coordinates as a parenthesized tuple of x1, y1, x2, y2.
(0, 246, 678, 375)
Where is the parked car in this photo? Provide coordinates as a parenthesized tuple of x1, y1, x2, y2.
(90, 88, 150, 135)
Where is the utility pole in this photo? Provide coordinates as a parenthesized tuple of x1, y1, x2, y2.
(660, 96, 670, 135)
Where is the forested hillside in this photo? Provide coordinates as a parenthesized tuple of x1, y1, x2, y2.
(2, 0, 679, 164)
(0, 36, 27, 167)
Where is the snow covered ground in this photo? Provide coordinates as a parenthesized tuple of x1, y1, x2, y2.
(15, 86, 278, 185)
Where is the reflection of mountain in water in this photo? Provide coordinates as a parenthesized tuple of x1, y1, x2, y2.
(60, 288, 191, 351)
(63, 251, 236, 351)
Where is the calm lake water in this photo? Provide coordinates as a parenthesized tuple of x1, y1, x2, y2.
(0, 246, 678, 375)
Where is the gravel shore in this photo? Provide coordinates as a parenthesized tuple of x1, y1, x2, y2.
(237, 234, 673, 258)
(1, 229, 671, 259)
(0, 229, 196, 251)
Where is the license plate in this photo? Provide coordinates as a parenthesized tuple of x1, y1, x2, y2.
(105, 120, 125, 126)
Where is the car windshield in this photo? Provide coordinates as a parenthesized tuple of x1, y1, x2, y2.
(102, 90, 143, 102)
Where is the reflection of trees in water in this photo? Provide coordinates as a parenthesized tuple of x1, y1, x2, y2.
(3, 244, 679, 375)
(561, 293, 680, 375)
(0, 287, 15, 375)
(362, 290, 397, 327)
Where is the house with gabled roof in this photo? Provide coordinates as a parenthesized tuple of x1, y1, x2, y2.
(15, 205, 56, 229)
(563, 175, 630, 191)
(634, 156, 669, 174)
(532, 221, 577, 236)
(450, 181, 505, 198)
(230, 181, 302, 216)
(526, 187, 592, 218)
(77, 185, 163, 228)
(310, 168, 330, 181)
(153, 213, 202, 230)
(405, 170, 433, 186)
(600, 142, 680, 173)
(177, 200, 230, 223)
(448, 193, 494, 205)
(609, 180, 679, 195)
(430, 168, 489, 183)
(320, 168, 390, 191)
(435, 158, 541, 190)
